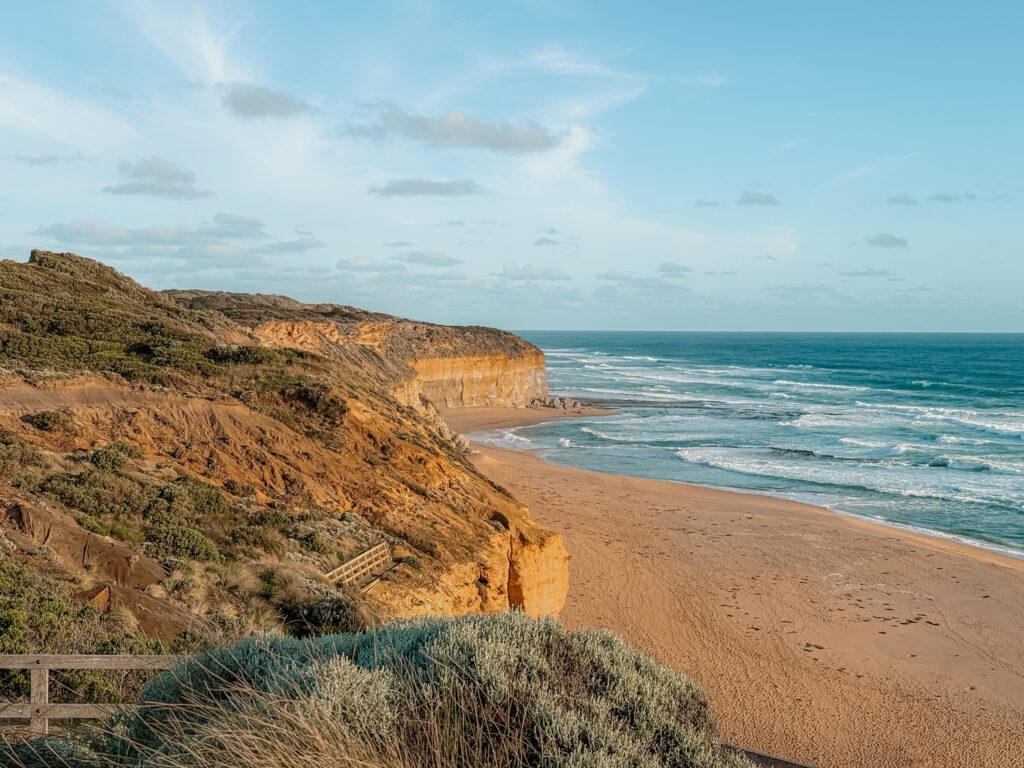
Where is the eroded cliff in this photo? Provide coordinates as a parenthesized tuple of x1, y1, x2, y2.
(0, 252, 567, 655)
(165, 290, 549, 408)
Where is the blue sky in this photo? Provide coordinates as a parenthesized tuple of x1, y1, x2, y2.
(2, 1, 1021, 331)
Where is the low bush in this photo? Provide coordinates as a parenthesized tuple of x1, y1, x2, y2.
(88, 442, 142, 472)
(27, 410, 71, 432)
(0, 429, 46, 485)
(145, 524, 220, 562)
(76, 612, 750, 768)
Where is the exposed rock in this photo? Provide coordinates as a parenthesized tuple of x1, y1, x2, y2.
(529, 395, 584, 411)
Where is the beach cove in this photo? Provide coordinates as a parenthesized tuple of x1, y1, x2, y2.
(444, 407, 1024, 768)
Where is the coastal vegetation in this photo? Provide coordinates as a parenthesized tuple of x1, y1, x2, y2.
(1, 613, 751, 768)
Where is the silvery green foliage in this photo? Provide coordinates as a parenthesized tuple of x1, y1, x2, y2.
(107, 613, 750, 767)
(302, 656, 397, 742)
(321, 612, 745, 768)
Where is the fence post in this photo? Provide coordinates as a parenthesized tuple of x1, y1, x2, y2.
(30, 667, 49, 735)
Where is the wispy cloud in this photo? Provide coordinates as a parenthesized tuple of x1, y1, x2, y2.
(867, 233, 908, 248)
(344, 103, 559, 153)
(103, 157, 213, 199)
(198, 213, 266, 239)
(368, 178, 485, 197)
(764, 283, 841, 297)
(497, 264, 571, 281)
(252, 237, 323, 255)
(842, 267, 892, 277)
(9, 152, 83, 166)
(29, 213, 310, 264)
(737, 190, 779, 206)
(394, 250, 462, 267)
(596, 271, 694, 301)
(127, 1, 245, 83)
(218, 82, 314, 118)
(693, 199, 718, 207)
(659, 261, 692, 276)
(336, 257, 405, 273)
(927, 192, 962, 203)
(834, 154, 917, 183)
(885, 193, 918, 206)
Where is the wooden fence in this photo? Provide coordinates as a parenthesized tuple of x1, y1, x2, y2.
(0, 654, 181, 735)
(324, 542, 391, 586)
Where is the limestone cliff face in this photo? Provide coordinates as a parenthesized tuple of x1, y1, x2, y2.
(240, 311, 548, 409)
(410, 352, 547, 408)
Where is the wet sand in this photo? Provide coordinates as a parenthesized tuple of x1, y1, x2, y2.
(444, 407, 1024, 768)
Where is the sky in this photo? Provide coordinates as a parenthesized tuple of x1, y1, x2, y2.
(1, 1, 1022, 332)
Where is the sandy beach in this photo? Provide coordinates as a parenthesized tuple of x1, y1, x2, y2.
(443, 407, 1024, 768)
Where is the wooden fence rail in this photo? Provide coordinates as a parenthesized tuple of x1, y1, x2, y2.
(0, 654, 182, 735)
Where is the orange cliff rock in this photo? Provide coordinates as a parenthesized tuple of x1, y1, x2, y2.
(0, 253, 567, 641)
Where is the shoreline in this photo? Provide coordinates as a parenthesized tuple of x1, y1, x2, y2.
(443, 405, 1024, 767)
(443, 405, 1024, 571)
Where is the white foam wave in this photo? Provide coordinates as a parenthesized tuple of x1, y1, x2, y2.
(673, 446, 1023, 508)
(773, 379, 870, 392)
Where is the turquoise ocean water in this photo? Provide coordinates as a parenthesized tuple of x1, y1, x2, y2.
(471, 332, 1024, 558)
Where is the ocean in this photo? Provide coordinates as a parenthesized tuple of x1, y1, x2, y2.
(473, 332, 1024, 558)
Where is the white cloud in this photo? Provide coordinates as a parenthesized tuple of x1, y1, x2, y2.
(127, 1, 246, 83)
(737, 190, 779, 206)
(368, 178, 486, 197)
(218, 82, 313, 118)
(345, 103, 559, 153)
(394, 250, 462, 267)
(103, 157, 214, 199)
(659, 261, 692, 276)
(867, 233, 908, 248)
(336, 258, 405, 273)
(842, 267, 892, 277)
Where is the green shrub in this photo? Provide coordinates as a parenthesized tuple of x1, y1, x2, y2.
(150, 477, 232, 526)
(40, 468, 155, 534)
(205, 344, 278, 365)
(146, 524, 220, 562)
(28, 410, 70, 432)
(223, 478, 256, 497)
(89, 442, 142, 471)
(282, 592, 371, 637)
(286, 383, 348, 424)
(0, 429, 46, 484)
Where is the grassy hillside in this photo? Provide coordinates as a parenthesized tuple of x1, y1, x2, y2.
(0, 251, 560, 708)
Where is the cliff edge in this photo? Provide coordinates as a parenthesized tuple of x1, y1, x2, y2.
(164, 290, 549, 408)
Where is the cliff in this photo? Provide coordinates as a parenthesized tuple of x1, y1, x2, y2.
(0, 251, 567, 655)
(165, 290, 549, 408)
